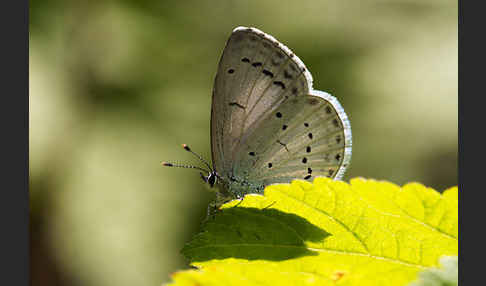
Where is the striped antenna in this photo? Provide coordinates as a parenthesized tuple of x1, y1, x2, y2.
(161, 161, 209, 173)
(181, 144, 213, 171)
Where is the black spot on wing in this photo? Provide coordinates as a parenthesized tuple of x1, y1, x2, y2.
(273, 81, 286, 90)
(228, 69, 234, 74)
(252, 62, 262, 67)
(335, 154, 341, 161)
(241, 58, 250, 63)
(262, 69, 274, 77)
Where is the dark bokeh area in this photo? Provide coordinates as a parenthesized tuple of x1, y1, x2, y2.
(30, 1, 457, 285)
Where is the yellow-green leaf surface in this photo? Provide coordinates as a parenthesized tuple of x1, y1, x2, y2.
(167, 178, 458, 286)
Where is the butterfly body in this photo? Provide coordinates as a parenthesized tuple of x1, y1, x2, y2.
(221, 174, 265, 199)
(164, 27, 352, 205)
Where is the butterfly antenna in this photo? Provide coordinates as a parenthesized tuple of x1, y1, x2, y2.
(161, 161, 209, 173)
(181, 144, 213, 172)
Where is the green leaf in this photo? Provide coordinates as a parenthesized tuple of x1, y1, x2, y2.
(408, 256, 458, 286)
(167, 178, 458, 286)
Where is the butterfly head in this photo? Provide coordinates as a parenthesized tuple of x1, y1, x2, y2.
(202, 170, 219, 188)
(162, 144, 221, 188)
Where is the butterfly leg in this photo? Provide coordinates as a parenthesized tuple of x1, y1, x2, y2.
(204, 193, 232, 220)
(205, 202, 221, 220)
(225, 195, 245, 211)
(262, 201, 276, 209)
(233, 196, 245, 208)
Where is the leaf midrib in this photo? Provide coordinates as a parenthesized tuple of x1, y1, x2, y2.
(276, 187, 370, 253)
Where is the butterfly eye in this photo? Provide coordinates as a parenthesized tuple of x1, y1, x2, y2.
(208, 174, 216, 186)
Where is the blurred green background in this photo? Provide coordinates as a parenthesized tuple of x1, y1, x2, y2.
(29, 0, 457, 285)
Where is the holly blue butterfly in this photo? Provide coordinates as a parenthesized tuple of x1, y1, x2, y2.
(163, 26, 352, 206)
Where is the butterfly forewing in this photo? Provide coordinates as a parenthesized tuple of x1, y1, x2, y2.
(211, 29, 268, 176)
(211, 27, 351, 195)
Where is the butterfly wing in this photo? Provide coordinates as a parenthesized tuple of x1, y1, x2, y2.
(211, 27, 352, 194)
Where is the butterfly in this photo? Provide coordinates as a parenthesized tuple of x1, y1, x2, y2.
(163, 26, 352, 207)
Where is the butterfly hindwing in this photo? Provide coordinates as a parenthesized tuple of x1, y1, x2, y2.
(211, 27, 352, 195)
(240, 93, 351, 185)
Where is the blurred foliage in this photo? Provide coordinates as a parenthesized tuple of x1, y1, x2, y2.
(410, 256, 458, 286)
(29, 0, 457, 285)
